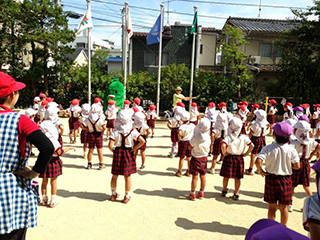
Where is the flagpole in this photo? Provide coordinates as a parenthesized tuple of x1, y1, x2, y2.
(156, 4, 164, 116)
(123, 2, 129, 99)
(87, 0, 91, 104)
(189, 5, 197, 110)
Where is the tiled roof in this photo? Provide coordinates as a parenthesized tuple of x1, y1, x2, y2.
(227, 17, 299, 33)
(202, 27, 221, 33)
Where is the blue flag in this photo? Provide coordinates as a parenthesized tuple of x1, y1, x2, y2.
(146, 14, 163, 45)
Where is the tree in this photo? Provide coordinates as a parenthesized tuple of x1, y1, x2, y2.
(221, 25, 252, 101)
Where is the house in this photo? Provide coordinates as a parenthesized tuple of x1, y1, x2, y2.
(105, 49, 127, 72)
(222, 17, 298, 98)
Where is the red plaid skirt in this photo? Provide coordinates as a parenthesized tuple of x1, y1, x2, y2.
(251, 136, 266, 154)
(111, 147, 137, 176)
(264, 174, 292, 205)
(88, 131, 104, 149)
(292, 157, 310, 187)
(171, 128, 179, 143)
(69, 117, 79, 130)
(311, 119, 318, 128)
(177, 140, 192, 158)
(189, 156, 207, 175)
(81, 129, 89, 143)
(134, 136, 147, 151)
(190, 119, 198, 125)
(107, 119, 115, 128)
(267, 115, 276, 124)
(147, 119, 155, 129)
(212, 137, 223, 156)
(219, 155, 244, 179)
(39, 157, 62, 178)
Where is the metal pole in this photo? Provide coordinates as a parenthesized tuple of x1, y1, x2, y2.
(123, 2, 129, 99)
(121, 7, 125, 72)
(87, 0, 91, 104)
(189, 6, 197, 110)
(156, 4, 164, 116)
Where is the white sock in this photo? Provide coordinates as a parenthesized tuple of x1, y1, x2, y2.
(111, 188, 117, 195)
(51, 195, 56, 202)
(125, 191, 131, 198)
(191, 191, 196, 195)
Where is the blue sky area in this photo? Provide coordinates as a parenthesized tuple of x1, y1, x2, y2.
(62, 0, 314, 48)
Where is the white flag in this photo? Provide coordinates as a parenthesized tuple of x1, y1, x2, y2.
(126, 8, 133, 44)
(77, 6, 93, 35)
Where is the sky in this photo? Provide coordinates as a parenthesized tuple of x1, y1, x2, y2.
(62, 0, 315, 48)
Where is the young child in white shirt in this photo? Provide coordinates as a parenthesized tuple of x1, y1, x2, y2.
(146, 105, 158, 138)
(189, 102, 200, 125)
(105, 100, 119, 138)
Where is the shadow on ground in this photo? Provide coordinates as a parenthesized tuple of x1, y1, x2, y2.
(175, 217, 248, 235)
(57, 189, 108, 202)
(214, 186, 264, 199)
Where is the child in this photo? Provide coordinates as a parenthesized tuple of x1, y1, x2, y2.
(167, 103, 182, 158)
(189, 102, 200, 125)
(84, 103, 107, 170)
(189, 118, 211, 200)
(303, 160, 320, 240)
(66, 99, 81, 143)
(293, 106, 304, 121)
(38, 99, 48, 122)
(311, 104, 320, 134)
(45, 103, 64, 146)
(255, 121, 300, 226)
(146, 104, 158, 138)
(133, 97, 144, 113)
(133, 110, 150, 169)
(39, 119, 74, 208)
(205, 102, 217, 156)
(240, 100, 250, 133)
(108, 109, 145, 203)
(105, 100, 119, 138)
(283, 102, 293, 120)
(246, 103, 260, 132)
(236, 105, 247, 135)
(220, 117, 254, 200)
(79, 103, 90, 158)
(289, 116, 319, 212)
(208, 102, 229, 174)
(245, 109, 268, 175)
(267, 99, 278, 135)
(176, 111, 195, 177)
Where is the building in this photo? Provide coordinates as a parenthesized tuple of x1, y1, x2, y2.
(105, 49, 126, 72)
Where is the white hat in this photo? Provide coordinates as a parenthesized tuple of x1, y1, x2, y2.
(47, 102, 59, 108)
(117, 109, 134, 134)
(81, 103, 91, 117)
(40, 120, 60, 150)
(33, 96, 40, 102)
(293, 120, 311, 145)
(89, 103, 103, 122)
(254, 109, 268, 128)
(44, 107, 59, 122)
(193, 118, 211, 142)
(180, 111, 190, 122)
(25, 108, 38, 118)
(227, 117, 243, 141)
(133, 112, 145, 128)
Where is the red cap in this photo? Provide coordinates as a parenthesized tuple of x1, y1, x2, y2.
(314, 103, 320, 108)
(208, 102, 215, 108)
(176, 102, 183, 107)
(269, 99, 277, 104)
(46, 97, 54, 103)
(238, 105, 245, 111)
(149, 105, 156, 110)
(191, 102, 197, 107)
(39, 93, 46, 98)
(94, 97, 101, 103)
(218, 102, 226, 107)
(41, 100, 48, 107)
(302, 103, 310, 108)
(284, 102, 293, 107)
(134, 97, 141, 105)
(180, 103, 185, 108)
(124, 100, 131, 105)
(108, 100, 116, 105)
(0, 72, 26, 98)
(240, 101, 248, 106)
(252, 103, 260, 109)
(132, 107, 139, 113)
(71, 99, 80, 105)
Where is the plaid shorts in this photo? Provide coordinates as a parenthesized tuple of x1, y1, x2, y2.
(219, 155, 244, 179)
(189, 156, 207, 175)
(267, 115, 276, 124)
(134, 136, 147, 151)
(111, 147, 137, 176)
(39, 157, 63, 178)
(264, 174, 292, 205)
(88, 131, 104, 149)
(147, 119, 155, 129)
(212, 137, 223, 156)
(311, 119, 318, 128)
(292, 157, 310, 187)
(177, 140, 192, 158)
(240, 124, 246, 135)
(171, 128, 179, 143)
(69, 117, 79, 130)
(251, 136, 266, 154)
(81, 129, 89, 143)
(107, 119, 115, 128)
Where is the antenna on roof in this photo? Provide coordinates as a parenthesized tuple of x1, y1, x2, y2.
(257, 0, 262, 18)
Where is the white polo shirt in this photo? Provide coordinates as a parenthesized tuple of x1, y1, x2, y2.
(291, 139, 318, 159)
(250, 122, 266, 137)
(168, 118, 180, 128)
(84, 118, 106, 133)
(257, 141, 300, 175)
(222, 134, 251, 155)
(190, 135, 211, 158)
(178, 123, 195, 141)
(134, 124, 149, 136)
(109, 129, 141, 148)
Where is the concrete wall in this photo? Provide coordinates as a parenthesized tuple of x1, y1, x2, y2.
(199, 32, 217, 66)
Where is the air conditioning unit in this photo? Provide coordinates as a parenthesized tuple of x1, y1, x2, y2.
(249, 56, 261, 64)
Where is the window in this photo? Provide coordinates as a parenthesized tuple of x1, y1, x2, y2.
(77, 43, 86, 48)
(144, 52, 169, 66)
(260, 43, 272, 57)
(200, 44, 203, 54)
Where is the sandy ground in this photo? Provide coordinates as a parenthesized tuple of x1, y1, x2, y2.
(26, 118, 315, 240)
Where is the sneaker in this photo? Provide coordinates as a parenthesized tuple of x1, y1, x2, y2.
(110, 193, 120, 201)
(86, 163, 92, 170)
(140, 165, 145, 169)
(40, 197, 48, 206)
(232, 194, 239, 200)
(288, 205, 293, 212)
(244, 169, 254, 175)
(123, 196, 131, 204)
(207, 168, 215, 174)
(311, 159, 317, 163)
(189, 193, 196, 201)
(198, 191, 204, 199)
(167, 154, 174, 158)
(98, 164, 106, 170)
(183, 170, 191, 177)
(254, 170, 260, 174)
(48, 200, 59, 208)
(151, 135, 154, 138)
(175, 171, 182, 177)
(222, 189, 228, 197)
(217, 159, 222, 164)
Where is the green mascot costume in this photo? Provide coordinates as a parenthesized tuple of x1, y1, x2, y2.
(102, 78, 125, 111)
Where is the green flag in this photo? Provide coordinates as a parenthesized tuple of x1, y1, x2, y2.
(190, 11, 198, 34)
